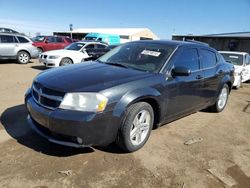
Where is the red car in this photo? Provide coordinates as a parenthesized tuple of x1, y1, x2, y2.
(32, 36, 73, 53)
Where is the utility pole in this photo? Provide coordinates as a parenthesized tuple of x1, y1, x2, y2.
(69, 24, 73, 39)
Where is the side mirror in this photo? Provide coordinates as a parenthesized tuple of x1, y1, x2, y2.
(172, 66, 191, 77)
(45, 40, 48, 43)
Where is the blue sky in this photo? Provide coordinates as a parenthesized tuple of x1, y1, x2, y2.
(0, 0, 249, 38)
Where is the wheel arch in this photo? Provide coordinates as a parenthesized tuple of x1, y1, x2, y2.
(113, 87, 163, 129)
(60, 57, 74, 65)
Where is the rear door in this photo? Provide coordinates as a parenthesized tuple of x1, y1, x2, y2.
(165, 47, 204, 118)
(199, 48, 220, 104)
(55, 37, 66, 49)
(0, 35, 18, 57)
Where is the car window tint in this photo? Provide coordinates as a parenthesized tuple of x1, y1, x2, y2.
(0, 35, 17, 43)
(174, 48, 199, 71)
(85, 44, 95, 49)
(55, 37, 63, 43)
(200, 49, 217, 68)
(47, 36, 55, 43)
(65, 38, 72, 43)
(17, 36, 30, 43)
(96, 44, 106, 49)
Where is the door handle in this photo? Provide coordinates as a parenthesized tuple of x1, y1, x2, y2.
(196, 75, 203, 79)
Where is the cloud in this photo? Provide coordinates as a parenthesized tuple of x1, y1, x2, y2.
(0, 18, 67, 36)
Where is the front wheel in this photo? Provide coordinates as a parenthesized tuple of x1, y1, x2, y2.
(210, 84, 229, 112)
(116, 102, 154, 152)
(60, 58, 73, 66)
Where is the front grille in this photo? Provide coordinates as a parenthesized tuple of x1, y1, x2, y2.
(32, 81, 65, 110)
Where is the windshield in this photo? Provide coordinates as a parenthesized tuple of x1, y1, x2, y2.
(64, 42, 85, 51)
(98, 42, 175, 73)
(220, 53, 243, 66)
(32, 36, 45, 42)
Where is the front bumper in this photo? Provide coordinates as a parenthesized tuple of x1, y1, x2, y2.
(25, 92, 120, 147)
(39, 57, 61, 67)
(233, 75, 241, 87)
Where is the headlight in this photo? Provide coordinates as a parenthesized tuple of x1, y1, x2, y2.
(48, 55, 60, 59)
(59, 92, 108, 112)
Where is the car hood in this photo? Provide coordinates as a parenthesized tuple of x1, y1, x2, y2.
(42, 49, 82, 56)
(35, 61, 154, 93)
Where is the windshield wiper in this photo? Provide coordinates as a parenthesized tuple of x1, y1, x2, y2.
(105, 62, 129, 69)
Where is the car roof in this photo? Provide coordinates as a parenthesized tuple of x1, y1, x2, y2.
(219, 51, 249, 55)
(77, 40, 108, 45)
(128, 39, 213, 49)
(0, 32, 27, 37)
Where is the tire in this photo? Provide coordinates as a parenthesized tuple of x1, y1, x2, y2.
(116, 102, 154, 152)
(60, 58, 73, 66)
(17, 51, 30, 64)
(210, 84, 229, 112)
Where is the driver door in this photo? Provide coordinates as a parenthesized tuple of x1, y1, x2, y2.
(164, 47, 204, 119)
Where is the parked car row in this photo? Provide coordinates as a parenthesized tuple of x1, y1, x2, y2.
(38, 41, 110, 67)
(0, 31, 116, 65)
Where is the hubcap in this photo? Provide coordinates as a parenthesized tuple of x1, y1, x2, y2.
(130, 110, 151, 146)
(19, 53, 29, 63)
(62, 59, 72, 66)
(218, 87, 228, 109)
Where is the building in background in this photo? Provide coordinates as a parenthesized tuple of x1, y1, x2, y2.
(172, 32, 250, 53)
(54, 28, 159, 43)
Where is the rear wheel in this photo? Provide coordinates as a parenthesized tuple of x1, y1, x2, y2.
(210, 84, 229, 112)
(116, 102, 154, 152)
(17, 51, 30, 64)
(60, 58, 73, 66)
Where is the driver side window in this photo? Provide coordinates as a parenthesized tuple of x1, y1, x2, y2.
(173, 48, 200, 71)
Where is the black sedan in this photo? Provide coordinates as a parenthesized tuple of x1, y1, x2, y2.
(25, 40, 234, 152)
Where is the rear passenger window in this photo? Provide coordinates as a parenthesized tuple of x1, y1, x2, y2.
(200, 49, 217, 68)
(17, 36, 29, 43)
(55, 37, 63, 43)
(174, 48, 200, 71)
(0, 35, 17, 43)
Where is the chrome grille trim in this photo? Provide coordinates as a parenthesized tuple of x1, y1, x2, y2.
(32, 85, 63, 101)
(32, 83, 64, 110)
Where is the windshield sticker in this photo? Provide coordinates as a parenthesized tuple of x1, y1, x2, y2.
(141, 50, 161, 57)
(229, 55, 239, 59)
(77, 44, 84, 47)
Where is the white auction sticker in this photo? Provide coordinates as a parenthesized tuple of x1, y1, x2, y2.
(141, 50, 161, 57)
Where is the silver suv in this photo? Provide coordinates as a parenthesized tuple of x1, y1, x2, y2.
(0, 33, 39, 64)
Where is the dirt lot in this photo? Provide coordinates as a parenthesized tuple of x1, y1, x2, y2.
(0, 59, 250, 188)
